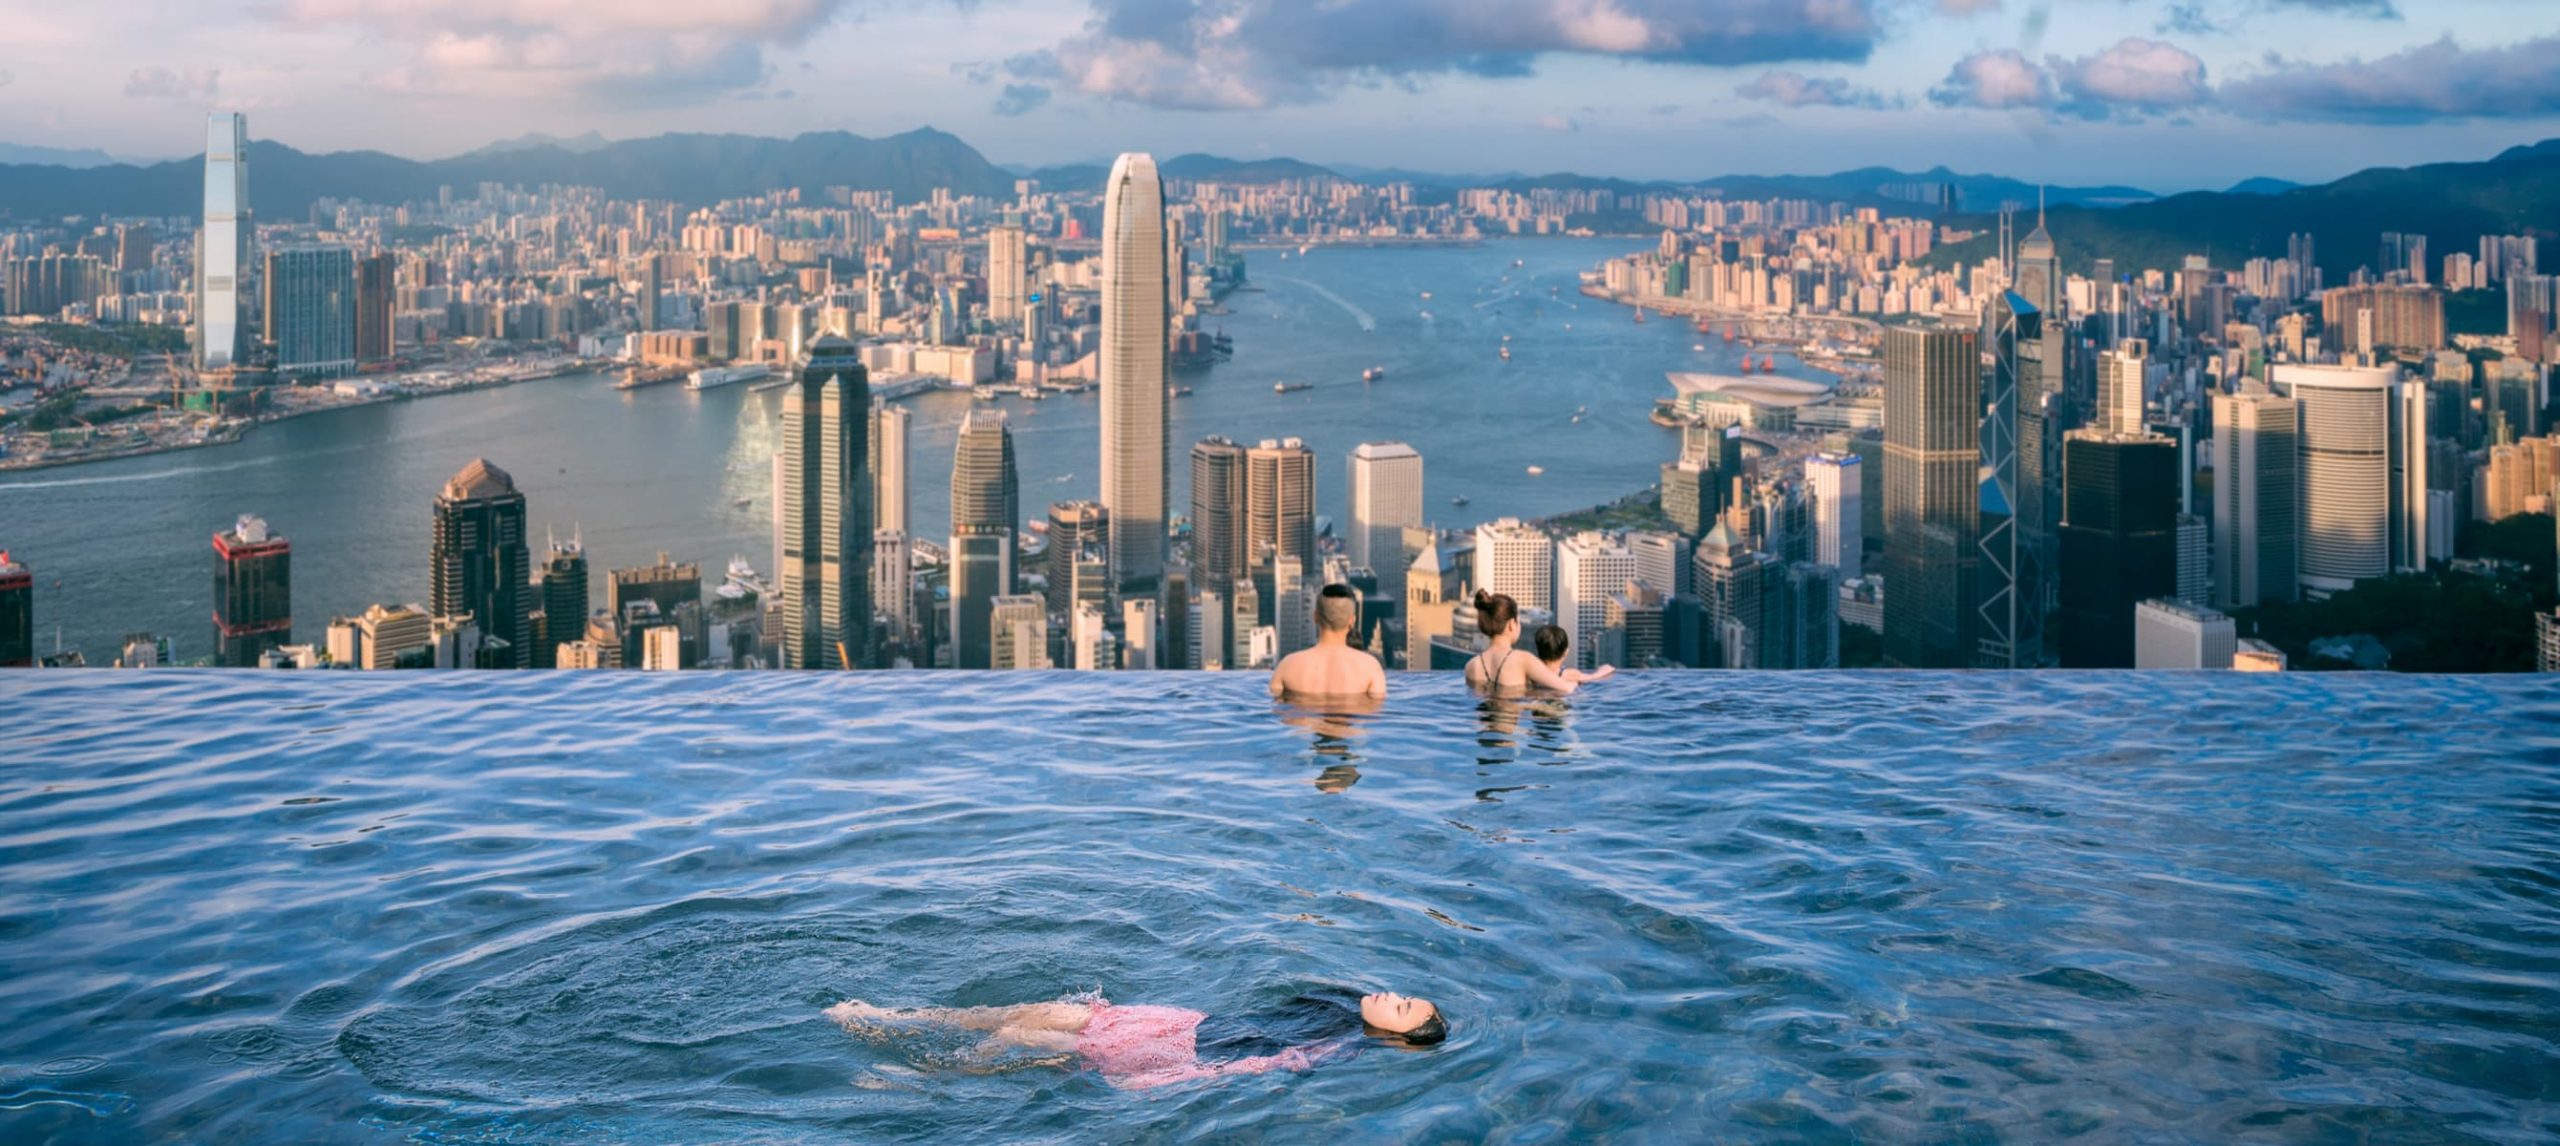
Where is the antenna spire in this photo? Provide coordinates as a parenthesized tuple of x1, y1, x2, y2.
(2038, 184, 2047, 230)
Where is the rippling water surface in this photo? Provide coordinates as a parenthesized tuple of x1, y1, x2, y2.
(2, 671, 2556, 1144)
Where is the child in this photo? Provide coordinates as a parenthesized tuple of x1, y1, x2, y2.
(1530, 623, 1615, 686)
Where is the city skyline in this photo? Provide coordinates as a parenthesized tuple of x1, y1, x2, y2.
(2, 3, 2558, 190)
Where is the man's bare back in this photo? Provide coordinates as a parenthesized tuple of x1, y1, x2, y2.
(1270, 642, 1387, 700)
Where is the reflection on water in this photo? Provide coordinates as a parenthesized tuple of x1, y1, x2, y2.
(1, 670, 2555, 1143)
(1273, 694, 1383, 792)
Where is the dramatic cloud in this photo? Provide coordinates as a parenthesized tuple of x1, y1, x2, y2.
(124, 67, 221, 100)
(1016, 0, 1887, 111)
(2221, 34, 2560, 121)
(1736, 70, 1895, 110)
(1932, 39, 2206, 118)
(1929, 49, 2054, 110)
(994, 83, 1051, 116)
(2051, 37, 2208, 113)
(276, 0, 850, 102)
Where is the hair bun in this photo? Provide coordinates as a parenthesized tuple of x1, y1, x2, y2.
(1473, 588, 1495, 609)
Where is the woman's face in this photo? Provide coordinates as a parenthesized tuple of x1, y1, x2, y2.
(1360, 992, 1437, 1033)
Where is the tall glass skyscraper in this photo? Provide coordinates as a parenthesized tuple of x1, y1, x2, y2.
(1188, 436, 1247, 605)
(949, 409, 1019, 670)
(196, 113, 250, 372)
(212, 514, 291, 667)
(777, 335, 874, 669)
(1347, 441, 1423, 598)
(1100, 153, 1168, 606)
(2058, 431, 2179, 668)
(430, 459, 531, 668)
(1881, 325, 1980, 669)
(537, 529, 588, 670)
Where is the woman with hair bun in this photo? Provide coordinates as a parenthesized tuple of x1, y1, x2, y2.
(1461, 588, 1614, 695)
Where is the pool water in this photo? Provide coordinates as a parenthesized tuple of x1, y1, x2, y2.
(1, 671, 2555, 1143)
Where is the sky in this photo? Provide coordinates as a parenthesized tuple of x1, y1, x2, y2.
(1, 0, 2557, 191)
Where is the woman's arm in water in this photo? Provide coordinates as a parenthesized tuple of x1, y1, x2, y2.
(826, 1000, 1091, 1037)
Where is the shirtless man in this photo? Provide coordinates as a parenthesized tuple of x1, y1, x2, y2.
(1269, 584, 1388, 700)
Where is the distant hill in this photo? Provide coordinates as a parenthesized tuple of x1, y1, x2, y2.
(1922, 139, 2560, 279)
(1159, 154, 1343, 184)
(0, 142, 137, 169)
(2225, 177, 2302, 196)
(0, 128, 1014, 220)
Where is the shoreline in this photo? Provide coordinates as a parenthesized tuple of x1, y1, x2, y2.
(0, 359, 596, 477)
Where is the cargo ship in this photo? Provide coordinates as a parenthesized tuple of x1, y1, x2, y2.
(1274, 380, 1313, 394)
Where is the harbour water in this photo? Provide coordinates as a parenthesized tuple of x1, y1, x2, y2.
(1, 670, 2553, 1141)
(0, 237, 1804, 661)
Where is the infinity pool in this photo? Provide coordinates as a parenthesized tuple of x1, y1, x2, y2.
(2, 671, 2554, 1143)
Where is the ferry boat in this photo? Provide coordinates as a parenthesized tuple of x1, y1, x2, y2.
(1525, 465, 1545, 476)
(1274, 380, 1313, 394)
(1692, 343, 1707, 352)
(1451, 495, 1470, 507)
(1167, 385, 1195, 398)
(1420, 291, 1433, 300)
(1498, 346, 1511, 361)
(714, 556, 770, 607)
(1362, 366, 1385, 382)
(972, 385, 1000, 401)
(1512, 258, 1525, 268)
(685, 363, 773, 391)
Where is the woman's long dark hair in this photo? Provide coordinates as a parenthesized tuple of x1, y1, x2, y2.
(1194, 987, 1447, 1057)
(1473, 589, 1519, 637)
(1193, 988, 1364, 1059)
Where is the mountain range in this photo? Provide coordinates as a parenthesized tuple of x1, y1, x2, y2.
(1, 127, 2551, 277)
(1926, 140, 2560, 280)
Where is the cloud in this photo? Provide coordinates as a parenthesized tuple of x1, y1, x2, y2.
(1936, 0, 2001, 13)
(1931, 39, 2205, 119)
(275, 0, 849, 103)
(2157, 3, 2218, 35)
(124, 67, 221, 99)
(1736, 69, 1895, 109)
(2051, 38, 2208, 114)
(2273, 0, 2397, 16)
(994, 82, 1051, 116)
(1928, 49, 2053, 110)
(1016, 0, 1887, 111)
(1536, 113, 1581, 132)
(2220, 34, 2560, 121)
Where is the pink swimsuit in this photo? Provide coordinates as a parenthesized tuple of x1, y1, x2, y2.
(1074, 1002, 1330, 1090)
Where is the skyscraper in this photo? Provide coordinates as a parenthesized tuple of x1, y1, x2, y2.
(1189, 436, 1247, 600)
(2058, 431, 2179, 668)
(1806, 452, 1862, 580)
(873, 529, 913, 649)
(1, 550, 32, 668)
(2390, 378, 2431, 572)
(2271, 364, 2398, 595)
(212, 513, 291, 667)
(1347, 442, 1423, 596)
(431, 458, 531, 668)
(1980, 291, 2040, 669)
(2098, 339, 2149, 436)
(1046, 500, 1110, 618)
(356, 251, 395, 364)
(2211, 391, 2300, 609)
(949, 408, 1019, 669)
(776, 335, 874, 669)
(988, 218, 1027, 324)
(1882, 325, 1980, 669)
(1556, 532, 1635, 672)
(538, 530, 588, 670)
(264, 246, 357, 378)
(871, 400, 909, 536)
(196, 112, 250, 372)
(1245, 437, 1317, 582)
(1101, 153, 1168, 603)
(1475, 518, 1555, 613)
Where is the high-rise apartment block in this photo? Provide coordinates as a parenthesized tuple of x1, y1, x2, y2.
(1555, 532, 1634, 672)
(1805, 452, 1862, 581)
(1189, 436, 1248, 601)
(2211, 391, 2300, 609)
(265, 246, 357, 378)
(1474, 518, 1555, 614)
